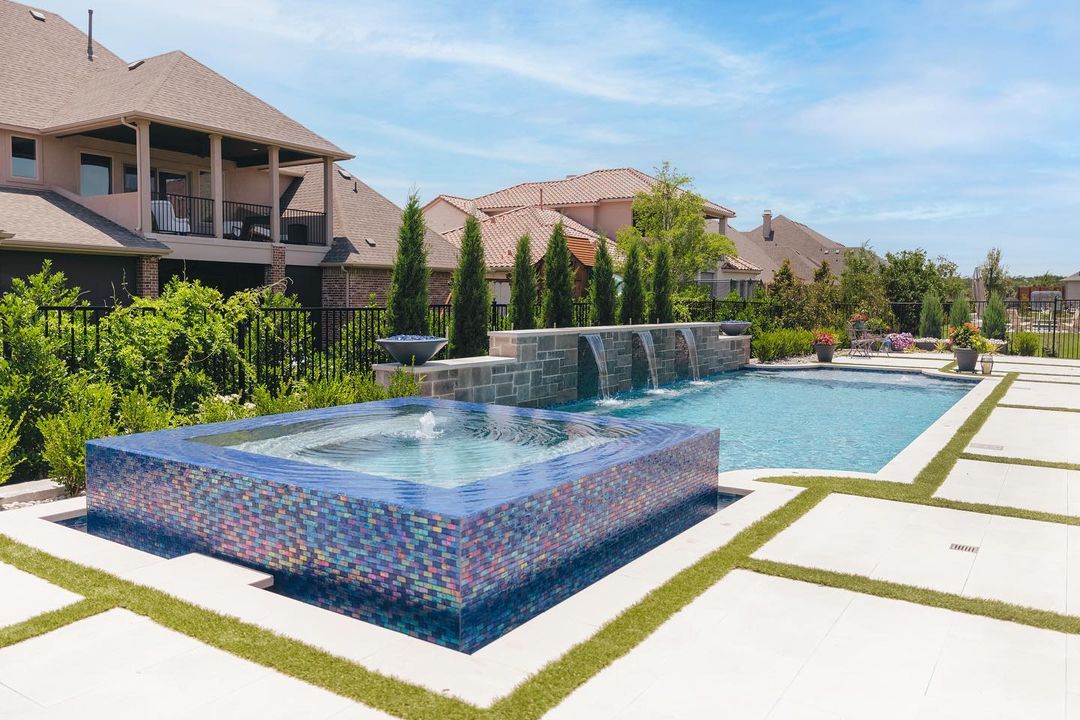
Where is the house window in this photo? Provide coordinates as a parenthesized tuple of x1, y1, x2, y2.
(80, 153, 112, 196)
(11, 137, 37, 179)
(123, 164, 138, 193)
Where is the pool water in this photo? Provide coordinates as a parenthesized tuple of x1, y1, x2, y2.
(194, 403, 638, 489)
(556, 369, 971, 473)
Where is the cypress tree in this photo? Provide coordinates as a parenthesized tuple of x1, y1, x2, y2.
(589, 236, 616, 326)
(386, 192, 429, 336)
(619, 241, 645, 325)
(541, 221, 575, 328)
(449, 214, 491, 357)
(982, 292, 1007, 341)
(919, 290, 945, 338)
(509, 233, 537, 330)
(948, 295, 971, 330)
(650, 243, 673, 323)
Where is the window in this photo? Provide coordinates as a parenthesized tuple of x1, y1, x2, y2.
(80, 153, 112, 196)
(11, 137, 37, 179)
(123, 164, 138, 193)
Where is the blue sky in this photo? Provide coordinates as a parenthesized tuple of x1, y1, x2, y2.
(47, 0, 1080, 275)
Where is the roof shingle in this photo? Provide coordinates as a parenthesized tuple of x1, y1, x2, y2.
(442, 207, 602, 270)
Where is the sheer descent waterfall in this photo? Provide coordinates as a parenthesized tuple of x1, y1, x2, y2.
(583, 334, 612, 399)
(635, 331, 659, 390)
(679, 328, 701, 381)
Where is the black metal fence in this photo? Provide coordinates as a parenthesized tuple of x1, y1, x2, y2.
(27, 297, 1080, 396)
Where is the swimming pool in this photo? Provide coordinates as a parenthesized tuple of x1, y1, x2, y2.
(556, 368, 973, 473)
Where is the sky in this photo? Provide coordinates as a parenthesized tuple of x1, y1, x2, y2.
(44, 0, 1080, 275)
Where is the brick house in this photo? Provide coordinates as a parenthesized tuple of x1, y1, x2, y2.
(0, 0, 456, 305)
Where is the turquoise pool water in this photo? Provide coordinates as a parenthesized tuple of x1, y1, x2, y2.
(556, 369, 972, 473)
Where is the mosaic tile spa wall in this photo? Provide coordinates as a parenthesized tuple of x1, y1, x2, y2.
(84, 399, 723, 652)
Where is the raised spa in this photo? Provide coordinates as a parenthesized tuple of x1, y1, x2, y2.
(85, 398, 723, 652)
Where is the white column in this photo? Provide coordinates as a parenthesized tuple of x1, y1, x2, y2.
(269, 145, 281, 244)
(136, 119, 152, 234)
(323, 157, 334, 246)
(210, 133, 223, 239)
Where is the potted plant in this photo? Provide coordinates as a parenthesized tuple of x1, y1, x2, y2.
(813, 331, 836, 362)
(850, 312, 868, 332)
(949, 322, 984, 372)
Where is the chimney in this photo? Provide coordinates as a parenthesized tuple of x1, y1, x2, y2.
(86, 9, 94, 61)
(762, 209, 772, 241)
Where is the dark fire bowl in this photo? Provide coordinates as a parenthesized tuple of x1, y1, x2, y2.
(376, 336, 448, 366)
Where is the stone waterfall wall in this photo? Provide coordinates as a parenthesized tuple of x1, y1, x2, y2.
(374, 323, 750, 407)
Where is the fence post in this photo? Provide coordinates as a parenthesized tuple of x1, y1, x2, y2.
(490, 298, 498, 331)
(1052, 298, 1059, 357)
(711, 297, 717, 322)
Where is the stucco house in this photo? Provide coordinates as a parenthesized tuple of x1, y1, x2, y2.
(0, 0, 457, 305)
(1063, 271, 1080, 301)
(441, 206, 603, 302)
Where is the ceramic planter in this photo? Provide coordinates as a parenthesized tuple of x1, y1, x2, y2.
(815, 344, 835, 362)
(953, 347, 979, 372)
(376, 335, 448, 366)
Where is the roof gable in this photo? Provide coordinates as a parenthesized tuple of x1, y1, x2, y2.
(442, 206, 601, 270)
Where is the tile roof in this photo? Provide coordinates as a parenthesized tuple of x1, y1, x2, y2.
(468, 168, 734, 218)
(0, 1, 346, 157)
(441, 207, 602, 270)
(285, 164, 459, 271)
(0, 186, 169, 255)
(734, 215, 847, 282)
(719, 252, 762, 273)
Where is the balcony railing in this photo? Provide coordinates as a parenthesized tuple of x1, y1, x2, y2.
(150, 192, 326, 245)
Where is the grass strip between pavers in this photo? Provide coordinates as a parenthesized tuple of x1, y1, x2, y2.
(959, 452, 1080, 472)
(999, 403, 1080, 413)
(6, 369, 1080, 720)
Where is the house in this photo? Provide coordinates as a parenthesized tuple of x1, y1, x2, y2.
(0, 0, 457, 306)
(441, 206, 604, 302)
(424, 167, 736, 240)
(696, 224, 773, 297)
(1063, 272, 1080, 302)
(733, 210, 849, 283)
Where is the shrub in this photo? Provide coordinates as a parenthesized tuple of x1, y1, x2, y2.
(619, 240, 646, 325)
(37, 378, 115, 494)
(251, 384, 306, 416)
(116, 387, 178, 434)
(948, 295, 971, 328)
(1010, 331, 1042, 356)
(982, 293, 1007, 340)
(385, 368, 423, 398)
(752, 329, 815, 362)
(191, 394, 256, 424)
(449, 214, 491, 357)
(649, 243, 673, 323)
(541, 221, 575, 328)
(919, 290, 945, 338)
(0, 413, 23, 485)
(509, 234, 537, 331)
(386, 192, 430, 336)
(885, 332, 915, 351)
(589, 236, 616, 326)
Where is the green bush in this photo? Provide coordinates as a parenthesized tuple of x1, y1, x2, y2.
(948, 295, 970, 329)
(0, 413, 23, 485)
(589, 236, 616, 326)
(386, 192, 430, 336)
(752, 329, 815, 362)
(618, 240, 646, 325)
(982, 293, 1007, 340)
(191, 394, 256, 424)
(116, 387, 178, 434)
(37, 377, 115, 494)
(1010, 331, 1042, 357)
(649, 243, 673, 323)
(919, 290, 945, 338)
(449, 214, 491, 357)
(509, 234, 538, 331)
(251, 384, 307, 416)
(541, 222, 575, 328)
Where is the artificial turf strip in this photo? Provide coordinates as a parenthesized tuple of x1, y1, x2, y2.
(959, 453, 1080, 472)
(0, 598, 111, 651)
(999, 403, 1080, 413)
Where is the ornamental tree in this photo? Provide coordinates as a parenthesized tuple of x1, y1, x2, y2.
(449, 214, 491, 357)
(919, 290, 945, 338)
(386, 192, 430, 336)
(509, 234, 537, 330)
(541, 222, 575, 328)
(589, 235, 616, 326)
(649, 243, 673, 323)
(619, 238, 646, 325)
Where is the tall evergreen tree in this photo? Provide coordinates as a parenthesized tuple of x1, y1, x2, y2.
(948, 294, 971, 329)
(449, 215, 491, 357)
(386, 192, 429, 336)
(982, 292, 1007, 341)
(650, 243, 673, 323)
(619, 241, 645, 325)
(589, 236, 616, 326)
(919, 290, 945, 338)
(509, 234, 537, 330)
(541, 222, 575, 328)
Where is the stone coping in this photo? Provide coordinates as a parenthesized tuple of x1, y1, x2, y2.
(488, 322, 722, 338)
(372, 356, 516, 373)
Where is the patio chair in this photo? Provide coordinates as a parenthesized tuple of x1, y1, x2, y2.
(846, 322, 876, 358)
(150, 200, 191, 234)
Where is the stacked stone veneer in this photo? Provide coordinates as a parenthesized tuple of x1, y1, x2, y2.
(84, 402, 720, 652)
(375, 323, 750, 407)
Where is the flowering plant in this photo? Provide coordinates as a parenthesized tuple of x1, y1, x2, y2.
(885, 332, 915, 351)
(814, 331, 836, 346)
(949, 322, 983, 349)
(849, 312, 868, 322)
